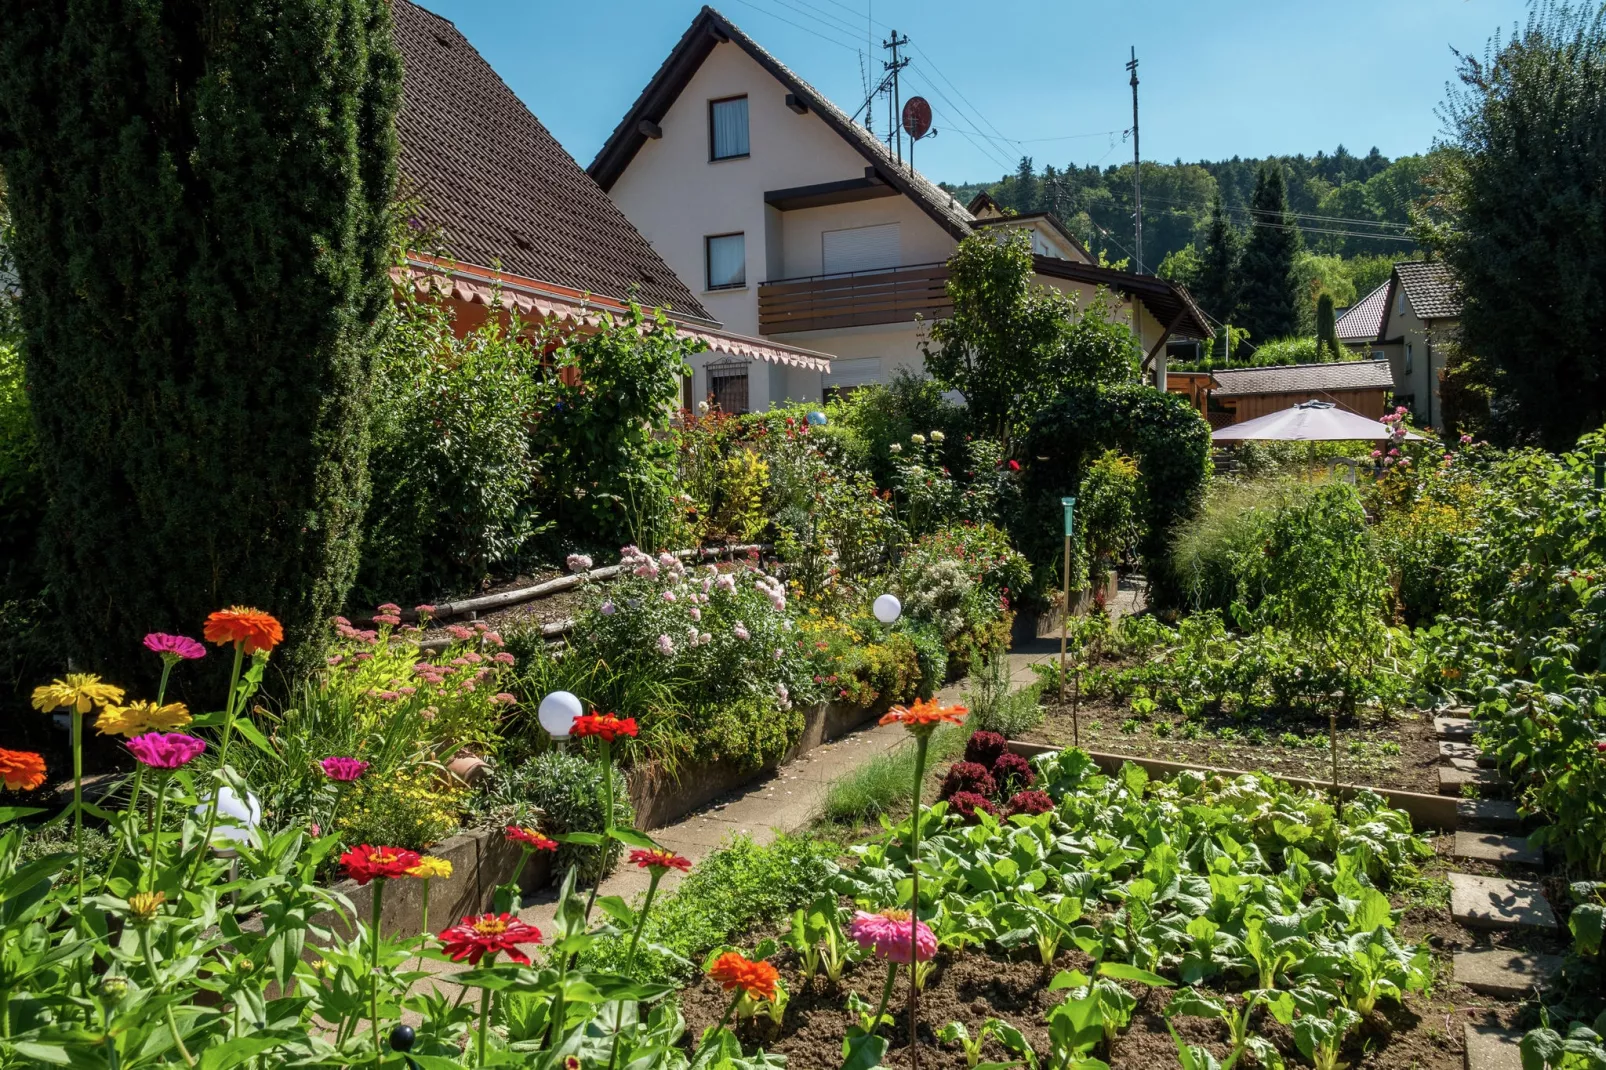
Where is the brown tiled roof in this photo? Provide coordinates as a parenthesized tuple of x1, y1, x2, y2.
(1335, 280, 1389, 342)
(586, 6, 975, 240)
(392, 0, 709, 318)
(1395, 259, 1461, 321)
(1210, 359, 1395, 398)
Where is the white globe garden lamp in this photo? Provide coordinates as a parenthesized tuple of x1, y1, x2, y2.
(872, 593, 902, 624)
(538, 690, 582, 742)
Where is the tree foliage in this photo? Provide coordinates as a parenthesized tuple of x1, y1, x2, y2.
(1435, 2, 1606, 448)
(1238, 163, 1302, 345)
(1018, 384, 1212, 604)
(1316, 293, 1341, 362)
(921, 231, 1138, 447)
(0, 0, 402, 679)
(1194, 192, 1242, 327)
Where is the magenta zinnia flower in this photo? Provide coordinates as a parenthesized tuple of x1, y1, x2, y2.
(849, 909, 936, 964)
(320, 756, 370, 782)
(143, 633, 206, 661)
(127, 732, 207, 770)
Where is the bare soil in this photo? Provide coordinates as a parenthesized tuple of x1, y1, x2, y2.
(1019, 697, 1445, 795)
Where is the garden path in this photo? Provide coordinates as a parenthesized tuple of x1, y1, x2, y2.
(404, 639, 1060, 1004)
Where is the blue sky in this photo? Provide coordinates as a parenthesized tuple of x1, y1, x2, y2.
(414, 0, 1531, 186)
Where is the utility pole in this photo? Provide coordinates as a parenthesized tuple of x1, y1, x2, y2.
(883, 30, 910, 164)
(1126, 46, 1141, 272)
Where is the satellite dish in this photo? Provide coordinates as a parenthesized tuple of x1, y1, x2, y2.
(901, 96, 932, 140)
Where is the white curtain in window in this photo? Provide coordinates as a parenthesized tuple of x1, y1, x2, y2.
(707, 233, 746, 289)
(711, 97, 749, 158)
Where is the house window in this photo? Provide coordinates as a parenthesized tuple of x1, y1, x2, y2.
(707, 360, 750, 414)
(1396, 287, 1406, 316)
(705, 233, 746, 290)
(1405, 343, 1414, 374)
(822, 223, 900, 275)
(709, 96, 749, 160)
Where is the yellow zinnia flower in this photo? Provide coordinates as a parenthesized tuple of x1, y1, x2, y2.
(32, 674, 126, 714)
(127, 890, 165, 926)
(95, 701, 192, 738)
(407, 856, 452, 879)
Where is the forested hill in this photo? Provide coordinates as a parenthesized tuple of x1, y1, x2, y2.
(941, 144, 1435, 291)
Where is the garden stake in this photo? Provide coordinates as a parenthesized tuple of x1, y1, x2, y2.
(370, 878, 386, 1070)
(1329, 711, 1339, 796)
(907, 731, 931, 1070)
(1058, 497, 1076, 706)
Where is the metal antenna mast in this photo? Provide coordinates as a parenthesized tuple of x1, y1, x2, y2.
(1126, 46, 1141, 271)
(882, 29, 910, 164)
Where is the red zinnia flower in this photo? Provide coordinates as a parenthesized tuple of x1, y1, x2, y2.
(203, 607, 285, 654)
(629, 847, 692, 873)
(340, 844, 422, 885)
(506, 826, 558, 852)
(438, 912, 543, 965)
(0, 748, 47, 791)
(1007, 460, 1021, 472)
(571, 712, 639, 742)
(707, 951, 779, 1000)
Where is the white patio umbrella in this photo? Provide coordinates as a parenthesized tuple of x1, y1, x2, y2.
(1211, 400, 1422, 442)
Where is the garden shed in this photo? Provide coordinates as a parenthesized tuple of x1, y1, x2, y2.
(1208, 359, 1395, 424)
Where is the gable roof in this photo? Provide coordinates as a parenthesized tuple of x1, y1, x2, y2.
(392, 0, 709, 318)
(1210, 360, 1395, 399)
(1393, 259, 1461, 322)
(972, 211, 1093, 263)
(586, 5, 974, 240)
(1032, 256, 1211, 340)
(1335, 280, 1389, 342)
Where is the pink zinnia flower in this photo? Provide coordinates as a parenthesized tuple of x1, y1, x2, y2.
(849, 909, 936, 964)
(143, 633, 206, 661)
(127, 732, 206, 770)
(321, 756, 370, 782)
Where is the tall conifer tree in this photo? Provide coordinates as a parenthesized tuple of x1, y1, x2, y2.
(1194, 191, 1242, 326)
(1237, 163, 1302, 345)
(0, 0, 402, 678)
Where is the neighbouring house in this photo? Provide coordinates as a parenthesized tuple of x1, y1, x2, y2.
(1335, 260, 1462, 429)
(1208, 361, 1396, 425)
(586, 6, 1208, 411)
(388, 0, 831, 394)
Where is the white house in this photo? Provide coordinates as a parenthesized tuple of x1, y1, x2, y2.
(587, 6, 1209, 412)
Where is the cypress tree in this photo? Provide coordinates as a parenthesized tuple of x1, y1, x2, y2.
(1237, 163, 1302, 345)
(1315, 292, 1339, 361)
(0, 0, 401, 680)
(1194, 191, 1242, 326)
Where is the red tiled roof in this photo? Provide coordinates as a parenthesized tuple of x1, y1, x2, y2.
(1335, 280, 1389, 342)
(392, 0, 709, 318)
(1210, 360, 1395, 398)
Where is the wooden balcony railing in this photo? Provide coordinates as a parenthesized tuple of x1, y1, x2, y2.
(757, 262, 951, 335)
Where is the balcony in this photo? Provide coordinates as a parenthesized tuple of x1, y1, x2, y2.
(757, 262, 951, 335)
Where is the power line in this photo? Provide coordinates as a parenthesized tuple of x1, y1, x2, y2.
(723, 0, 863, 54)
(900, 67, 1016, 171)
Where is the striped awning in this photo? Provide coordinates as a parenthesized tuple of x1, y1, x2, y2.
(397, 258, 834, 373)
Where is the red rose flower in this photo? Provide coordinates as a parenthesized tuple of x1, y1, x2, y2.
(340, 844, 422, 885)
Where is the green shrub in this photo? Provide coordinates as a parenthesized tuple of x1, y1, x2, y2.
(579, 832, 838, 983)
(0, 0, 401, 680)
(1171, 478, 1316, 614)
(359, 299, 545, 599)
(473, 749, 633, 884)
(964, 647, 1044, 738)
(336, 764, 466, 854)
(895, 523, 1028, 670)
(900, 620, 949, 698)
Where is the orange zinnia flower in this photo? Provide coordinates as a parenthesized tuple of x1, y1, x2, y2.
(0, 749, 46, 792)
(203, 607, 284, 655)
(879, 698, 968, 735)
(707, 951, 779, 1001)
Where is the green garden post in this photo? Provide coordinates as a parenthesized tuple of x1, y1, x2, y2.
(1059, 498, 1077, 745)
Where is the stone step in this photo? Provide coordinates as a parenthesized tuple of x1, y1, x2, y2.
(1440, 740, 1497, 767)
(1454, 831, 1543, 866)
(1459, 798, 1525, 832)
(1441, 765, 1507, 796)
(1436, 716, 1476, 740)
(1444, 705, 1474, 717)
(1454, 949, 1564, 999)
(1465, 1023, 1524, 1070)
(1449, 872, 1558, 931)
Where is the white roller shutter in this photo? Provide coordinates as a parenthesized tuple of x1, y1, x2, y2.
(823, 357, 883, 390)
(822, 223, 900, 275)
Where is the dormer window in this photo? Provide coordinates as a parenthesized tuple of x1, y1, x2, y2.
(710, 96, 749, 160)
